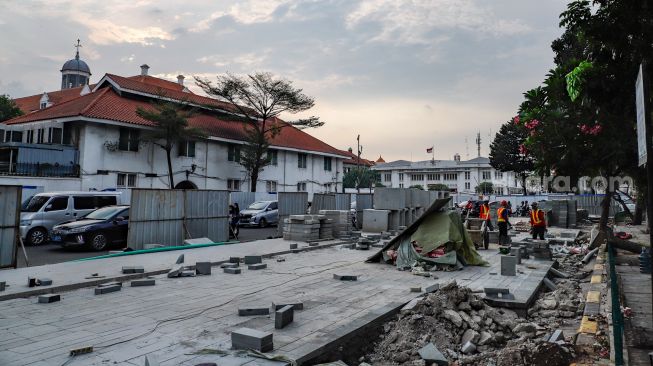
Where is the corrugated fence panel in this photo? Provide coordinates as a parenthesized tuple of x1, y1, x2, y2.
(335, 193, 351, 210)
(127, 189, 229, 249)
(311, 194, 336, 214)
(0, 185, 20, 268)
(356, 194, 373, 211)
(278, 192, 308, 236)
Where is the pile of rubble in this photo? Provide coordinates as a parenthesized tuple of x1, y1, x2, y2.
(362, 282, 576, 366)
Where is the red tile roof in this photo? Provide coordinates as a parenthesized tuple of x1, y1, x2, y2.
(126, 75, 188, 92)
(338, 149, 374, 166)
(13, 86, 94, 114)
(5, 80, 346, 157)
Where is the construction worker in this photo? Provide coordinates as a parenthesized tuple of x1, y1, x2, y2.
(479, 200, 494, 231)
(497, 200, 510, 244)
(530, 202, 546, 240)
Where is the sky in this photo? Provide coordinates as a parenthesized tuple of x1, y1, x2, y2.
(0, 0, 569, 162)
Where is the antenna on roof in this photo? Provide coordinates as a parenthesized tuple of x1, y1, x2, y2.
(476, 132, 481, 158)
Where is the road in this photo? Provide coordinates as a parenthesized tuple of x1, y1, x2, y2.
(15, 226, 279, 268)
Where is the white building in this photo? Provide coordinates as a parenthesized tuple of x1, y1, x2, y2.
(2, 49, 346, 200)
(372, 154, 523, 195)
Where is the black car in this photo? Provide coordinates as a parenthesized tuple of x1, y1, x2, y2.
(51, 205, 129, 251)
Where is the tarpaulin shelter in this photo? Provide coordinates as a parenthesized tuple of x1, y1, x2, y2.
(367, 197, 487, 267)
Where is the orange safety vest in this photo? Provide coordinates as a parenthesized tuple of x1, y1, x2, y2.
(480, 204, 490, 220)
(497, 207, 506, 222)
(530, 209, 546, 227)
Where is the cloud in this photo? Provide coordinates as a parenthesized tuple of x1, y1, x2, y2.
(197, 50, 273, 70)
(192, 0, 291, 32)
(79, 17, 174, 46)
(346, 0, 531, 44)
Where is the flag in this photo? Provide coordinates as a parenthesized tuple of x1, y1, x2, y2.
(426, 147, 433, 153)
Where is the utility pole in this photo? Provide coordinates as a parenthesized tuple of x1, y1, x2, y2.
(476, 132, 481, 158)
(357, 135, 362, 194)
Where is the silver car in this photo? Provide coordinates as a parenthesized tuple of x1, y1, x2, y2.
(239, 201, 278, 228)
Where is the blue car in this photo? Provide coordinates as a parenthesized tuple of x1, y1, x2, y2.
(51, 205, 129, 251)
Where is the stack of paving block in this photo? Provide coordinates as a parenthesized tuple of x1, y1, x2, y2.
(319, 210, 353, 238)
(283, 214, 325, 241)
(531, 240, 552, 260)
(319, 218, 334, 240)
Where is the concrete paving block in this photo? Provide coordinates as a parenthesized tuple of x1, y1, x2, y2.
(231, 327, 273, 352)
(220, 262, 239, 268)
(0, 281, 5, 291)
(248, 263, 267, 270)
(131, 279, 156, 287)
(401, 297, 421, 314)
(244, 256, 262, 264)
(180, 270, 196, 277)
(410, 287, 422, 293)
(167, 264, 184, 278)
(461, 341, 476, 354)
(238, 307, 271, 316)
(424, 283, 440, 293)
(289, 243, 298, 249)
(548, 329, 565, 342)
(94, 284, 121, 295)
(510, 248, 522, 264)
(144, 354, 160, 366)
(175, 254, 185, 264)
(99, 281, 122, 288)
(229, 257, 241, 263)
(500, 255, 517, 276)
(333, 274, 358, 281)
(195, 262, 212, 275)
(38, 278, 53, 286)
(224, 268, 242, 274)
(122, 266, 145, 274)
(418, 342, 448, 365)
(308, 242, 319, 247)
(38, 294, 60, 303)
(28, 277, 37, 287)
(272, 302, 304, 311)
(484, 288, 509, 296)
(275, 305, 294, 329)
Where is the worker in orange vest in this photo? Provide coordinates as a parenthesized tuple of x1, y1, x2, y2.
(530, 202, 546, 240)
(479, 200, 494, 231)
(497, 200, 510, 244)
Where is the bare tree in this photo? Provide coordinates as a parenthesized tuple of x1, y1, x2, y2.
(195, 72, 323, 192)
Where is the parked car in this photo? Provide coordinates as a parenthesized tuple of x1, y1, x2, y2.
(51, 205, 130, 251)
(20, 191, 123, 245)
(239, 200, 278, 227)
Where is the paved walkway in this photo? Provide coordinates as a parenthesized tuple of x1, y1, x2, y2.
(0, 241, 554, 366)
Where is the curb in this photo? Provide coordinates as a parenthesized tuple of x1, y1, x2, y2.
(577, 243, 607, 336)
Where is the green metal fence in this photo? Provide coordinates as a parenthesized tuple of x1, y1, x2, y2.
(608, 243, 624, 365)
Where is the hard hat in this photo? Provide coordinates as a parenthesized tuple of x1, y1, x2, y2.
(501, 200, 508, 206)
(531, 202, 538, 207)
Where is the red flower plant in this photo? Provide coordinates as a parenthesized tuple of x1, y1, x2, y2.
(513, 115, 520, 125)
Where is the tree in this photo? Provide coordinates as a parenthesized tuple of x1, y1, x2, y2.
(427, 183, 450, 191)
(489, 120, 534, 195)
(0, 94, 23, 122)
(136, 101, 206, 188)
(409, 184, 424, 190)
(196, 72, 323, 192)
(343, 168, 379, 189)
(476, 182, 494, 194)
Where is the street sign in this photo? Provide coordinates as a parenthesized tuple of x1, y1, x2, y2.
(636, 64, 648, 166)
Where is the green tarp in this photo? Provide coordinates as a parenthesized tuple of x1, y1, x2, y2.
(369, 198, 487, 267)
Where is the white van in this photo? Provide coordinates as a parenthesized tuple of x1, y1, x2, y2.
(20, 191, 123, 245)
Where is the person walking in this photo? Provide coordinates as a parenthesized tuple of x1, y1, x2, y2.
(479, 199, 494, 231)
(529, 202, 546, 240)
(497, 200, 510, 244)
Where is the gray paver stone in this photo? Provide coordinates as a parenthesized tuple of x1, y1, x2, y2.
(195, 262, 212, 275)
(248, 263, 267, 270)
(275, 305, 294, 329)
(500, 255, 517, 276)
(94, 284, 121, 295)
(231, 327, 273, 352)
(131, 279, 156, 287)
(38, 278, 53, 286)
(418, 342, 448, 365)
(548, 329, 565, 342)
(238, 307, 271, 316)
(333, 274, 357, 281)
(220, 262, 239, 268)
(461, 341, 476, 354)
(224, 268, 242, 274)
(272, 302, 304, 311)
(244, 255, 262, 264)
(38, 294, 60, 303)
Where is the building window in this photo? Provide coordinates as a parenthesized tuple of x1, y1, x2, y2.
(5, 131, 22, 143)
(119, 128, 140, 152)
(324, 183, 332, 192)
(399, 183, 404, 188)
(26, 130, 34, 143)
(36, 128, 45, 144)
(465, 182, 471, 190)
(411, 174, 424, 181)
(465, 171, 471, 180)
(398, 173, 404, 181)
(267, 149, 278, 165)
(427, 173, 441, 180)
(443, 173, 458, 181)
(384, 173, 391, 182)
(482, 170, 491, 180)
(40, 102, 47, 109)
(117, 173, 137, 187)
(266, 180, 277, 192)
(297, 182, 307, 191)
(298, 153, 307, 169)
(227, 144, 241, 162)
(324, 157, 332, 171)
(227, 179, 241, 191)
(494, 171, 503, 179)
(178, 140, 196, 157)
(49, 128, 63, 144)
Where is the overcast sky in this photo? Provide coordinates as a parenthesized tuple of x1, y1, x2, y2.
(0, 0, 568, 162)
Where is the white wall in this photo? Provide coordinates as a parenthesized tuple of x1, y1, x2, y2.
(24, 122, 344, 197)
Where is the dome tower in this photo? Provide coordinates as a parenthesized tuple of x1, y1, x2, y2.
(61, 39, 91, 90)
